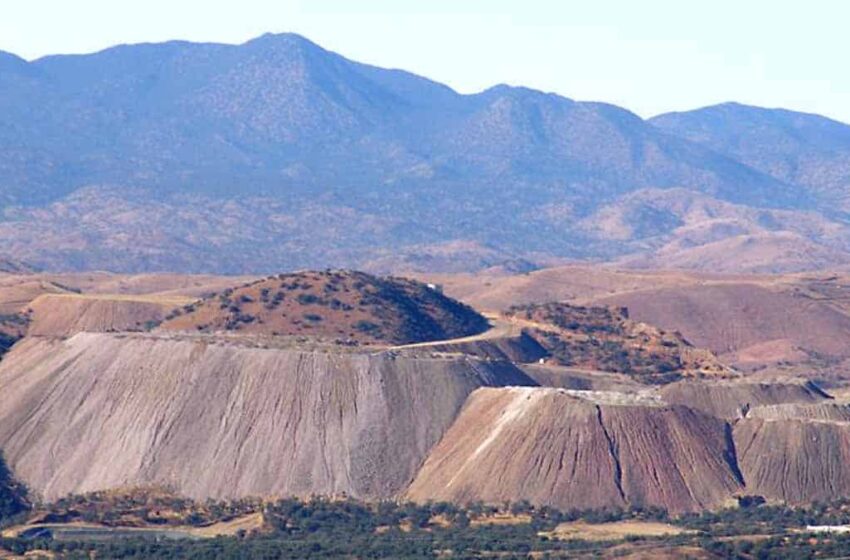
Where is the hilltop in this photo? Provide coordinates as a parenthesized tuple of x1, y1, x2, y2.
(161, 270, 489, 345)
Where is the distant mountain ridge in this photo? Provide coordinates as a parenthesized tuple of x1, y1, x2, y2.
(651, 103, 850, 213)
(0, 33, 849, 273)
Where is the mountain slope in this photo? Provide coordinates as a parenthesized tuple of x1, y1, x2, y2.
(652, 103, 850, 213)
(0, 35, 827, 273)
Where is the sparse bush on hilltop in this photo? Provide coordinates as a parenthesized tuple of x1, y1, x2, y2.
(159, 270, 488, 345)
(506, 301, 728, 383)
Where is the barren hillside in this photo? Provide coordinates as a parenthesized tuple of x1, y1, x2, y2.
(406, 387, 743, 513)
(659, 380, 829, 420)
(430, 266, 850, 377)
(0, 333, 533, 502)
(25, 293, 194, 337)
(734, 408, 850, 504)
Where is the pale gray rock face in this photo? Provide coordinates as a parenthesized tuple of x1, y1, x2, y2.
(0, 333, 533, 501)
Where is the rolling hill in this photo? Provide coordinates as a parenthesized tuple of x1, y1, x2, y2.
(160, 270, 489, 345)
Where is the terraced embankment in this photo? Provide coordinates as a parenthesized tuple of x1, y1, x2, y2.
(734, 402, 850, 504)
(25, 293, 194, 336)
(406, 387, 744, 513)
(0, 332, 534, 502)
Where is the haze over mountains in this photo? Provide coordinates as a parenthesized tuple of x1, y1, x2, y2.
(2, 33, 850, 273)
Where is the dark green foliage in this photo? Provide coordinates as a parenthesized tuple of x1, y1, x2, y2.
(0, 313, 28, 359)
(0, 452, 29, 522)
(353, 320, 379, 333)
(296, 293, 321, 305)
(507, 302, 688, 384)
(11, 496, 850, 558)
(0, 332, 17, 357)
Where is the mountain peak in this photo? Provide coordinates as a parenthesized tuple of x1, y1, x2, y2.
(242, 32, 327, 56)
(0, 50, 30, 73)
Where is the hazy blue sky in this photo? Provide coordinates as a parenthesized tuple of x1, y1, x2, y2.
(2, 0, 848, 122)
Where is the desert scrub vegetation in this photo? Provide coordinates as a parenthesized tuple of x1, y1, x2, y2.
(505, 302, 727, 384)
(12, 495, 850, 559)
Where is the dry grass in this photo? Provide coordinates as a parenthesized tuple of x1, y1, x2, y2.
(1, 513, 264, 540)
(189, 512, 264, 537)
(545, 520, 692, 542)
(31, 292, 196, 307)
(470, 513, 532, 526)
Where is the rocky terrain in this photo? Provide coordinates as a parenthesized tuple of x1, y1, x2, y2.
(2, 266, 850, 517)
(1, 35, 849, 274)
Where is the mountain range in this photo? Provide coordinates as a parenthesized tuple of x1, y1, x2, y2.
(1, 33, 849, 273)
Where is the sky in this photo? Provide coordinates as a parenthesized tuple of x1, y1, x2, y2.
(1, 0, 848, 123)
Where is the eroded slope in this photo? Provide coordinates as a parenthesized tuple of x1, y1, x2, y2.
(660, 379, 829, 420)
(406, 387, 743, 513)
(734, 409, 850, 504)
(25, 293, 194, 337)
(0, 333, 533, 502)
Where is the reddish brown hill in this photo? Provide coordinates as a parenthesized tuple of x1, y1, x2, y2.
(734, 412, 850, 504)
(161, 270, 489, 345)
(429, 266, 850, 377)
(406, 387, 743, 513)
(503, 302, 733, 383)
(594, 283, 850, 366)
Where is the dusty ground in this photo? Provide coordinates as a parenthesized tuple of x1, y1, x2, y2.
(545, 520, 693, 541)
(1, 512, 264, 540)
